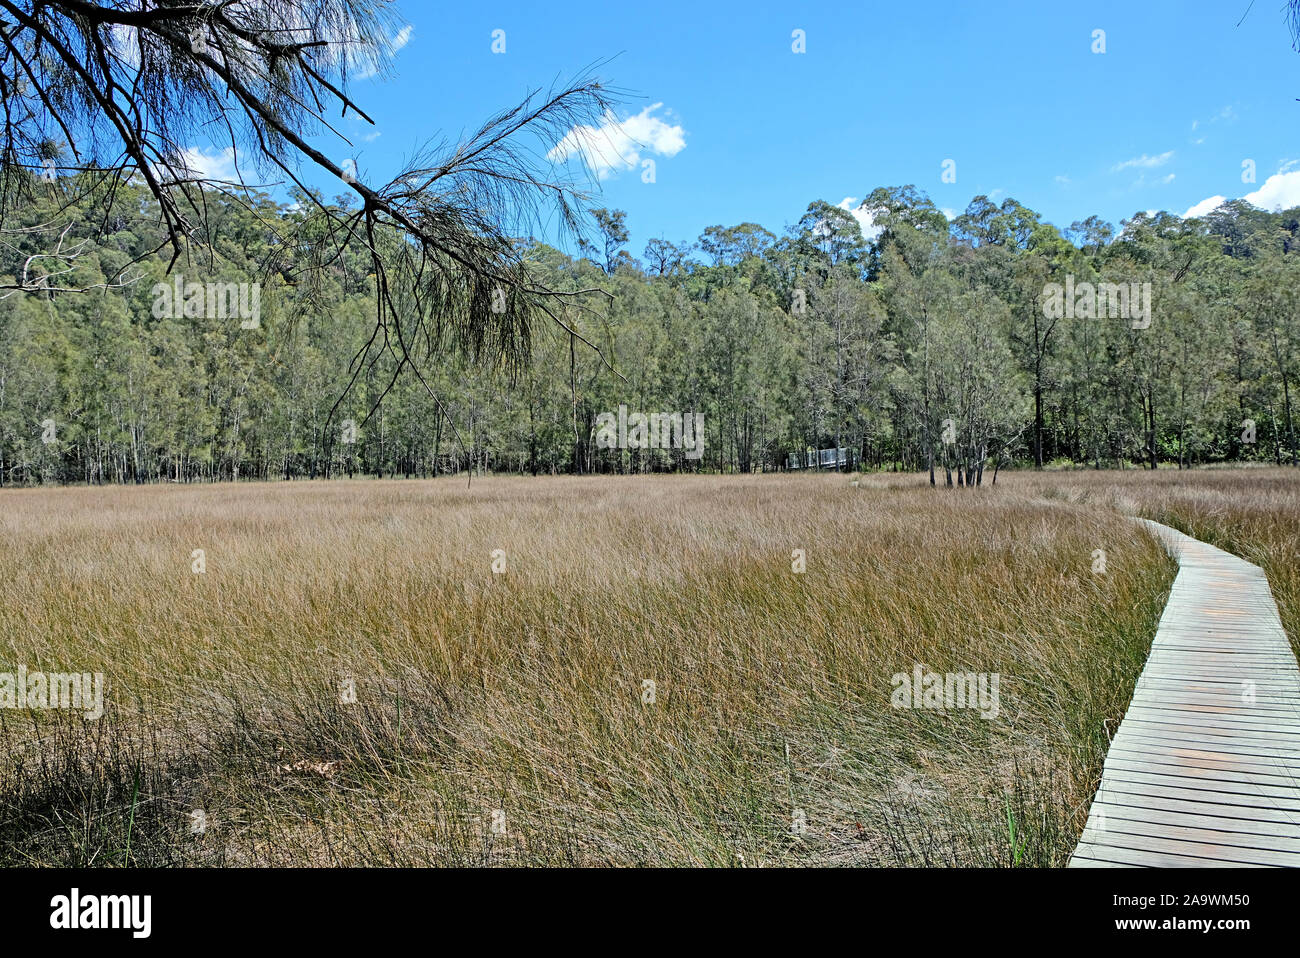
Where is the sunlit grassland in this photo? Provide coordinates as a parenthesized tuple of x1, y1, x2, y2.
(1013, 467, 1300, 656)
(0, 473, 1179, 866)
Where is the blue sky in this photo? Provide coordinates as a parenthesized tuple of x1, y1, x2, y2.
(195, 0, 1300, 254)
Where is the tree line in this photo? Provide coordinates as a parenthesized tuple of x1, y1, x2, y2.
(2, 176, 1297, 485)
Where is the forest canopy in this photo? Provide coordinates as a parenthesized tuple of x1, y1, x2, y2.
(2, 174, 1297, 485)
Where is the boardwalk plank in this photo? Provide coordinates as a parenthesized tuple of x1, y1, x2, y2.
(1094, 785, 1300, 826)
(1110, 732, 1300, 761)
(1068, 519, 1300, 868)
(1072, 840, 1272, 868)
(1117, 716, 1300, 742)
(1078, 822, 1300, 865)
(1103, 746, 1300, 781)
(1090, 801, 1300, 841)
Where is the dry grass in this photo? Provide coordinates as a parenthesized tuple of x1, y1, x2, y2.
(1007, 467, 1300, 655)
(0, 473, 1183, 866)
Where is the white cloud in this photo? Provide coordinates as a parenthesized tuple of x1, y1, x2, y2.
(1112, 151, 1174, 173)
(175, 147, 240, 184)
(834, 197, 954, 237)
(548, 103, 686, 179)
(1191, 106, 1235, 134)
(353, 24, 413, 80)
(1159, 173, 1175, 185)
(836, 197, 884, 242)
(1054, 174, 1071, 185)
(109, 24, 140, 69)
(1183, 195, 1227, 219)
(1243, 169, 1300, 211)
(363, 130, 382, 143)
(1182, 167, 1300, 219)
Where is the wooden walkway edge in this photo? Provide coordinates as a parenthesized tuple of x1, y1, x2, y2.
(1069, 519, 1300, 868)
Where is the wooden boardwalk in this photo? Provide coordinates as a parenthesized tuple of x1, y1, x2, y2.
(1070, 519, 1300, 867)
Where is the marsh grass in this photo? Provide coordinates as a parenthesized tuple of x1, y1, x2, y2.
(0, 474, 1176, 866)
(1011, 468, 1299, 655)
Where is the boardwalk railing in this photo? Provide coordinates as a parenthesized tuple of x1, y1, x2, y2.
(787, 447, 854, 470)
(1070, 519, 1300, 868)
